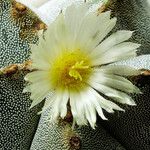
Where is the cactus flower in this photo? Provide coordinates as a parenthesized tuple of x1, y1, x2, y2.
(24, 4, 141, 129)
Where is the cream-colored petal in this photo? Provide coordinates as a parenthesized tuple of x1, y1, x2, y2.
(51, 92, 63, 120)
(70, 91, 87, 126)
(89, 88, 124, 113)
(65, 4, 88, 44)
(84, 104, 96, 129)
(70, 87, 107, 128)
(30, 41, 52, 70)
(79, 90, 97, 128)
(70, 92, 79, 123)
(54, 14, 68, 45)
(76, 11, 117, 50)
(29, 85, 50, 108)
(31, 29, 68, 70)
(82, 87, 107, 120)
(88, 17, 117, 50)
(91, 30, 133, 57)
(42, 14, 71, 56)
(92, 42, 140, 65)
(85, 101, 97, 128)
(38, 91, 56, 114)
(90, 73, 140, 94)
(89, 81, 136, 105)
(25, 78, 51, 95)
(25, 71, 50, 83)
(45, 14, 65, 43)
(92, 50, 137, 66)
(60, 89, 69, 119)
(95, 65, 141, 76)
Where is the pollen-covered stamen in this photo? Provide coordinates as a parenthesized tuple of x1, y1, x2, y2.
(69, 61, 90, 81)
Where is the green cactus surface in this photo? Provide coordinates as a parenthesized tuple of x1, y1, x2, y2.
(1, 0, 150, 150)
(0, 0, 43, 149)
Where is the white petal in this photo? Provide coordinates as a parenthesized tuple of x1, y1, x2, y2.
(51, 92, 63, 120)
(70, 87, 107, 128)
(24, 78, 52, 106)
(84, 105, 96, 129)
(89, 81, 136, 105)
(59, 89, 69, 118)
(30, 41, 52, 70)
(29, 84, 50, 108)
(25, 71, 50, 83)
(89, 88, 124, 113)
(27, 79, 51, 92)
(45, 13, 69, 49)
(65, 4, 88, 43)
(88, 17, 117, 49)
(84, 101, 96, 128)
(95, 65, 141, 76)
(94, 42, 140, 65)
(79, 91, 97, 128)
(90, 73, 140, 94)
(91, 30, 133, 57)
(92, 42, 140, 65)
(76, 11, 117, 50)
(70, 91, 87, 126)
(82, 87, 107, 120)
(38, 91, 56, 114)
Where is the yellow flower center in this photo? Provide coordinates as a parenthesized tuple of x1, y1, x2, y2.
(49, 49, 92, 91)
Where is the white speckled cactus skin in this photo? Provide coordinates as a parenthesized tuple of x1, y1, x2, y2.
(0, 0, 43, 149)
(1, 0, 150, 150)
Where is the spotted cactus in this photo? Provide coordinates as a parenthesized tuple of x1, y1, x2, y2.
(0, 0, 150, 150)
(0, 0, 44, 149)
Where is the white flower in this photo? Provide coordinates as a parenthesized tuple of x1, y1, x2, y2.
(16, 0, 103, 25)
(24, 4, 141, 129)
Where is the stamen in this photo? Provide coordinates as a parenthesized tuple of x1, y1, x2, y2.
(69, 61, 89, 81)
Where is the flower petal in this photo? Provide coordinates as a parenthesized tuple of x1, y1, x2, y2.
(91, 30, 133, 57)
(59, 89, 69, 119)
(70, 90, 87, 126)
(77, 11, 111, 41)
(84, 104, 96, 129)
(65, 4, 88, 43)
(92, 42, 140, 65)
(29, 84, 51, 108)
(90, 73, 140, 94)
(76, 11, 117, 50)
(95, 65, 141, 76)
(30, 40, 53, 70)
(89, 88, 124, 113)
(82, 87, 107, 120)
(88, 81, 136, 105)
(51, 94, 63, 120)
(38, 91, 56, 114)
(25, 71, 50, 83)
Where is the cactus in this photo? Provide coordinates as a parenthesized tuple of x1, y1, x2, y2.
(0, 0, 44, 149)
(0, 0, 150, 150)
